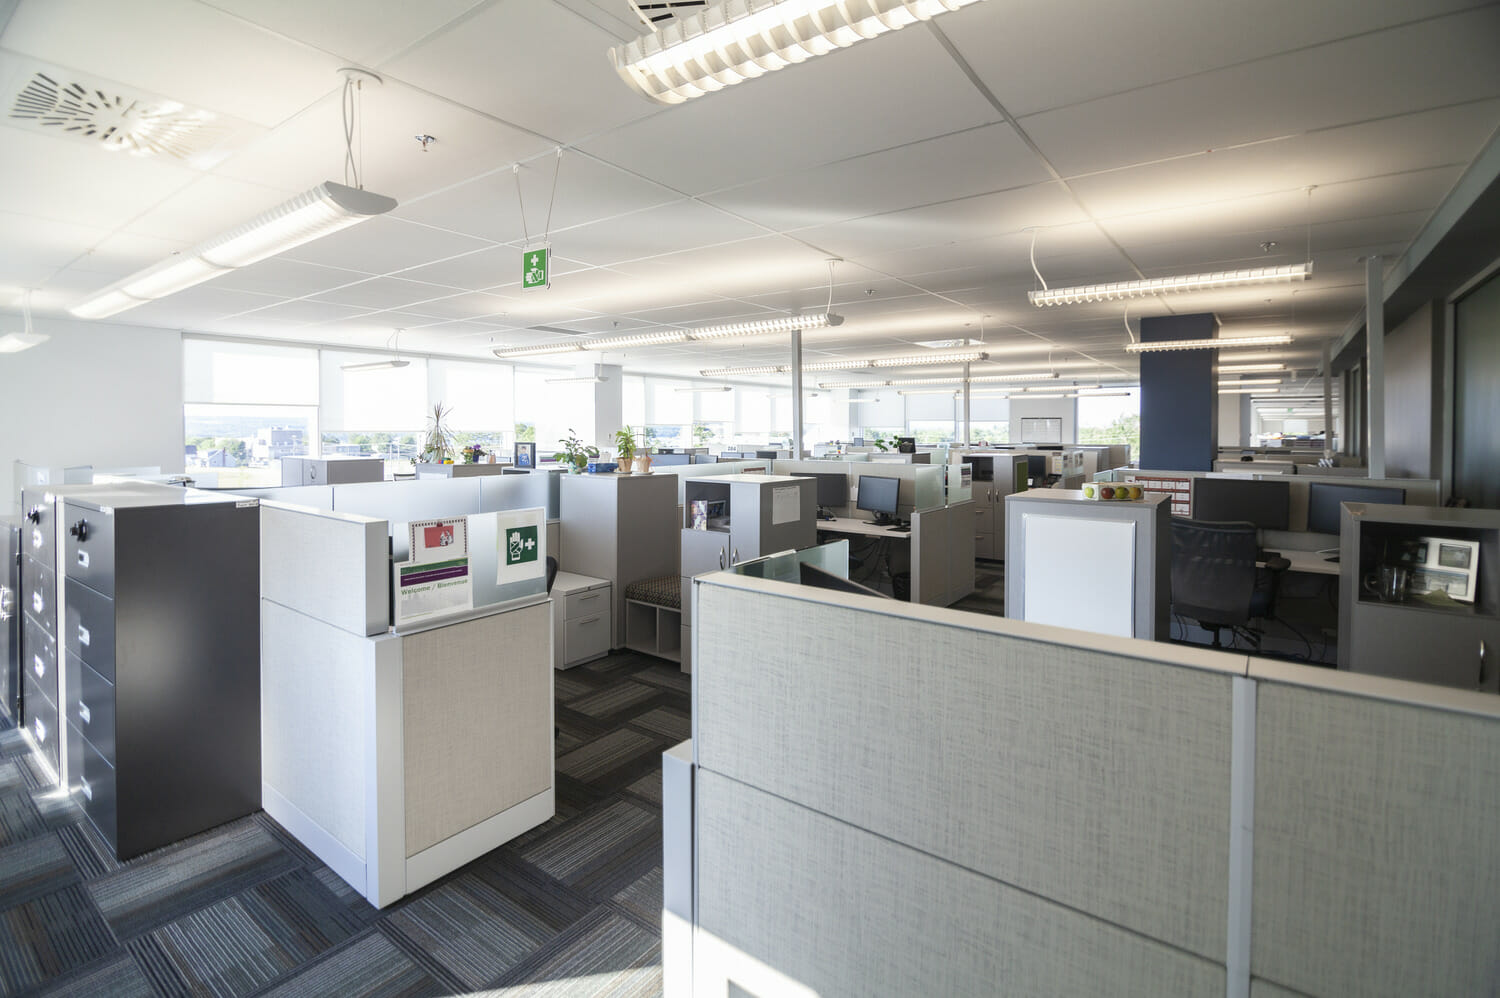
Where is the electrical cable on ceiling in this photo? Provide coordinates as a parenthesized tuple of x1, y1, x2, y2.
(543, 148, 563, 243)
(826, 258, 838, 312)
(514, 164, 529, 245)
(341, 74, 361, 189)
(1123, 304, 1136, 344)
(1028, 228, 1048, 291)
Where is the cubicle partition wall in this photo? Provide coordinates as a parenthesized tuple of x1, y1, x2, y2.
(668, 573, 1500, 997)
(258, 500, 554, 908)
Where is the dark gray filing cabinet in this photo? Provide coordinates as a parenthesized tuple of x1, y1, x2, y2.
(19, 488, 61, 774)
(1, 515, 19, 722)
(60, 491, 261, 859)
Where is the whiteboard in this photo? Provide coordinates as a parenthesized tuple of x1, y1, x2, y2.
(1021, 514, 1136, 638)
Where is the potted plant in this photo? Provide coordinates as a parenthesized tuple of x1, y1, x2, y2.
(871, 432, 892, 452)
(613, 426, 636, 471)
(461, 443, 485, 464)
(553, 429, 598, 474)
(421, 403, 456, 464)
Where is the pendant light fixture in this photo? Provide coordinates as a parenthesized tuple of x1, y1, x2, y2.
(341, 329, 410, 372)
(0, 292, 47, 353)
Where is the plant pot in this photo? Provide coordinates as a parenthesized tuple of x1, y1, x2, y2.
(633, 453, 653, 474)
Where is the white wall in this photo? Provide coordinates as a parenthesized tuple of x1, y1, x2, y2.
(0, 317, 183, 512)
(1009, 397, 1076, 443)
(1217, 392, 1246, 448)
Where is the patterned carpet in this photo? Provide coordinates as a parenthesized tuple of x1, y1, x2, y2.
(0, 651, 688, 997)
(951, 565, 1005, 617)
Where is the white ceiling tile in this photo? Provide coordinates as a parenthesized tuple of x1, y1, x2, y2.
(949, 0, 1485, 117)
(197, 0, 483, 66)
(381, 291, 517, 322)
(576, 25, 1000, 195)
(279, 215, 496, 274)
(702, 124, 1050, 232)
(1019, 6, 1500, 177)
(0, 127, 197, 229)
(381, 0, 658, 145)
(547, 200, 766, 267)
(122, 175, 304, 243)
(0, 210, 110, 270)
(308, 276, 467, 310)
(1, 0, 346, 128)
(109, 284, 285, 326)
(213, 257, 374, 297)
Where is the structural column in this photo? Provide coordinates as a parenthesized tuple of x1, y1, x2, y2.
(1366, 256, 1386, 478)
(1139, 313, 1220, 471)
(791, 328, 804, 458)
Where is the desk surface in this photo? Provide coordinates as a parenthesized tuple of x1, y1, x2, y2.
(1268, 548, 1341, 576)
(817, 516, 913, 540)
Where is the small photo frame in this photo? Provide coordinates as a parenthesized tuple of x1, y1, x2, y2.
(514, 442, 536, 468)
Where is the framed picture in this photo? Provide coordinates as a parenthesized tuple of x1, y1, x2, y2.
(514, 442, 536, 468)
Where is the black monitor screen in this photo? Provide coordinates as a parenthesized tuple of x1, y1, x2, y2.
(1191, 477, 1291, 530)
(1025, 454, 1047, 483)
(795, 473, 848, 508)
(755, 449, 780, 458)
(1305, 482, 1406, 535)
(855, 475, 900, 516)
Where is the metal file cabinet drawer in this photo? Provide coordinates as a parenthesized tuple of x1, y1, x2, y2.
(70, 726, 117, 849)
(21, 492, 55, 565)
(21, 558, 55, 636)
(22, 614, 56, 691)
(65, 651, 116, 761)
(565, 613, 610, 664)
(564, 587, 609, 620)
(23, 666, 58, 770)
(64, 578, 115, 681)
(63, 503, 115, 598)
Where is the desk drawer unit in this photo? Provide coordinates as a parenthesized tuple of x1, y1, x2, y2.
(21, 558, 55, 638)
(60, 496, 260, 860)
(22, 664, 58, 771)
(551, 572, 611, 669)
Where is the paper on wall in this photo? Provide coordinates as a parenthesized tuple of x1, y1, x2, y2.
(771, 485, 800, 525)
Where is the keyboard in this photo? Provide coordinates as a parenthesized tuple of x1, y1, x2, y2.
(889, 524, 911, 533)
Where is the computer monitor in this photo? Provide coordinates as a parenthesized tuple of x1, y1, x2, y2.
(1305, 482, 1406, 535)
(1190, 477, 1291, 530)
(896, 436, 916, 454)
(1025, 454, 1047, 485)
(652, 452, 691, 466)
(755, 449, 779, 459)
(794, 473, 849, 510)
(855, 475, 900, 523)
(799, 562, 891, 599)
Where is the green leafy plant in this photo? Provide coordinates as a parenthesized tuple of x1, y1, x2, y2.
(871, 432, 893, 452)
(553, 428, 599, 470)
(421, 403, 455, 463)
(614, 426, 637, 462)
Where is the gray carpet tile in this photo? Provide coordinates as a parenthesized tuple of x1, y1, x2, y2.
(518, 800, 658, 884)
(33, 951, 156, 998)
(0, 650, 687, 996)
(568, 682, 660, 720)
(611, 866, 663, 933)
(87, 818, 301, 940)
(626, 707, 691, 743)
(255, 931, 442, 998)
(551, 674, 595, 703)
(556, 730, 657, 783)
(0, 834, 78, 910)
(0, 884, 117, 994)
(483, 907, 662, 995)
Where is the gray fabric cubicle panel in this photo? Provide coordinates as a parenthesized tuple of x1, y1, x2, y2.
(695, 580, 1237, 962)
(696, 771, 1224, 997)
(1248, 980, 1311, 998)
(1252, 684, 1500, 997)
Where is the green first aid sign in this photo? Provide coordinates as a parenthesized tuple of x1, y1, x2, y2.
(505, 525, 539, 566)
(523, 248, 549, 289)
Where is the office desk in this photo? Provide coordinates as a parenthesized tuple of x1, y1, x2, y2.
(817, 516, 912, 540)
(1276, 549, 1341, 576)
(815, 509, 975, 606)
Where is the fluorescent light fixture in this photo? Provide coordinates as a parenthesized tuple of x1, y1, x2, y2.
(545, 375, 609, 384)
(699, 364, 786, 377)
(1218, 377, 1283, 387)
(71, 182, 397, 319)
(1126, 334, 1294, 354)
(497, 312, 838, 359)
(1022, 393, 1067, 399)
(341, 358, 410, 372)
(800, 359, 872, 372)
(676, 385, 733, 393)
(1220, 386, 1280, 395)
(1029, 262, 1312, 307)
(609, 0, 988, 105)
(896, 389, 960, 396)
(817, 371, 1059, 390)
(1067, 391, 1131, 398)
(0, 292, 47, 353)
(870, 350, 986, 367)
(1217, 362, 1286, 373)
(846, 398, 879, 404)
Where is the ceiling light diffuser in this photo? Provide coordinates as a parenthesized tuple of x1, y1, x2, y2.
(497, 312, 838, 359)
(545, 375, 610, 384)
(1220, 387, 1280, 395)
(1125, 334, 1293, 354)
(1217, 362, 1286, 373)
(340, 358, 410, 372)
(0, 292, 48, 353)
(1029, 262, 1311, 307)
(1218, 377, 1283, 387)
(687, 313, 842, 339)
(71, 182, 398, 319)
(870, 350, 986, 367)
(609, 0, 988, 105)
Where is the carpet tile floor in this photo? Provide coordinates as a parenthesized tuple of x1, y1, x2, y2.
(0, 651, 687, 997)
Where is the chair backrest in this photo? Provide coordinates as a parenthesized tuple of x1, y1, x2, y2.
(1170, 518, 1258, 628)
(546, 555, 558, 593)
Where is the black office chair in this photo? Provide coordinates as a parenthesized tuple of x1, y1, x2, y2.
(1170, 518, 1287, 649)
(545, 555, 558, 593)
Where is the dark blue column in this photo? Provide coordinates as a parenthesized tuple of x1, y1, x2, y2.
(1140, 313, 1219, 471)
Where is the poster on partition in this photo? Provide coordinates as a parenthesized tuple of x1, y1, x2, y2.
(495, 507, 547, 587)
(397, 517, 473, 623)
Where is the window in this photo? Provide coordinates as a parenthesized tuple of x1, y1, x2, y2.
(321, 351, 428, 474)
(183, 339, 319, 487)
(1076, 389, 1140, 457)
(515, 369, 593, 461)
(430, 359, 515, 463)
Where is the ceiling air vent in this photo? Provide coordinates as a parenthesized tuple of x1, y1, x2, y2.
(6, 63, 256, 167)
(627, 0, 707, 27)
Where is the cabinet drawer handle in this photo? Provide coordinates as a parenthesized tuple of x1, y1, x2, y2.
(578, 616, 602, 626)
(718, 550, 725, 570)
(79, 703, 91, 725)
(33, 655, 45, 678)
(78, 625, 90, 647)
(577, 593, 600, 603)
(76, 550, 90, 569)
(79, 778, 91, 801)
